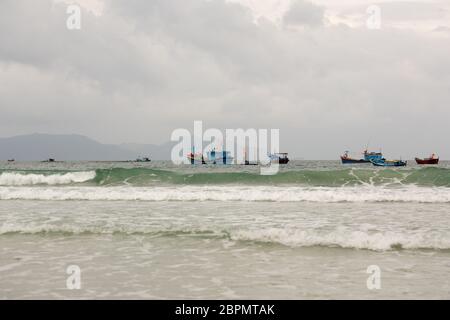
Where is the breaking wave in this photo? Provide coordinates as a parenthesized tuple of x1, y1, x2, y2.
(1, 224, 449, 251)
(1, 167, 450, 187)
(93, 167, 450, 187)
(0, 171, 96, 186)
(1, 185, 450, 202)
(230, 228, 450, 251)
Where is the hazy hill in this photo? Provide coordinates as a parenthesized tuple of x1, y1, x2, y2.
(0, 134, 172, 161)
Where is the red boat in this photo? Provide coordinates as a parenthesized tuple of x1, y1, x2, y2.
(415, 154, 439, 165)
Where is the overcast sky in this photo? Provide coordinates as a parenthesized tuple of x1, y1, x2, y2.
(1, 0, 449, 159)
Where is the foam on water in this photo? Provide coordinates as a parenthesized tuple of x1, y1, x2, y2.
(1, 223, 449, 251)
(231, 228, 450, 251)
(1, 162, 450, 299)
(1, 185, 450, 202)
(2, 166, 450, 187)
(0, 171, 96, 186)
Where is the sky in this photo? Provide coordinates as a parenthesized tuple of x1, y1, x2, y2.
(1, 0, 450, 159)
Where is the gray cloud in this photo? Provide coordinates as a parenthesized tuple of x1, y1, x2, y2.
(283, 0, 325, 27)
(332, 0, 450, 30)
(0, 0, 449, 159)
(373, 1, 448, 21)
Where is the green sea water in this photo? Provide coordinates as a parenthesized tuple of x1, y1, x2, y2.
(1, 161, 449, 299)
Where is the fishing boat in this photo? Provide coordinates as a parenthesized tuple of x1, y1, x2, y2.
(205, 149, 233, 165)
(341, 151, 368, 164)
(370, 159, 407, 167)
(135, 157, 151, 162)
(363, 150, 383, 162)
(340, 150, 383, 164)
(187, 152, 206, 164)
(415, 154, 439, 165)
(269, 153, 289, 164)
(243, 150, 258, 165)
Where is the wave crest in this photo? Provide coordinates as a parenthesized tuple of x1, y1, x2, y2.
(1, 224, 449, 251)
(2, 167, 450, 187)
(1, 185, 450, 202)
(0, 171, 96, 186)
(231, 228, 450, 251)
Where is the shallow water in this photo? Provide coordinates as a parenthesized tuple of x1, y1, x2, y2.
(1, 161, 449, 299)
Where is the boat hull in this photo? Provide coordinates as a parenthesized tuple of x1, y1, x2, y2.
(204, 157, 234, 165)
(341, 157, 370, 164)
(269, 153, 289, 164)
(371, 160, 407, 167)
(415, 158, 439, 165)
(271, 158, 289, 164)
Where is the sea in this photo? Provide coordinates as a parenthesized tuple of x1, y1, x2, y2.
(1, 160, 449, 299)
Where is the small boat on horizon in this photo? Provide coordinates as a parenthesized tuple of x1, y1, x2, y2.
(205, 149, 233, 165)
(269, 153, 289, 164)
(415, 154, 439, 165)
(187, 152, 206, 164)
(135, 157, 151, 162)
(243, 150, 258, 165)
(187, 148, 233, 165)
(370, 158, 407, 167)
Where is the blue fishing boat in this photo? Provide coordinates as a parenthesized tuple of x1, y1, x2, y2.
(370, 159, 407, 167)
(205, 149, 233, 165)
(363, 150, 383, 162)
(340, 150, 383, 164)
(341, 151, 368, 164)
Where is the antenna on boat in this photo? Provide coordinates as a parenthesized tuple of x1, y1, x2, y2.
(365, 138, 371, 151)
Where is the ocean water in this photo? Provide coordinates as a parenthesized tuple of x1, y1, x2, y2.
(1, 160, 450, 299)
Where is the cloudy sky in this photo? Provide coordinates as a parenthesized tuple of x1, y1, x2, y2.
(1, 0, 449, 159)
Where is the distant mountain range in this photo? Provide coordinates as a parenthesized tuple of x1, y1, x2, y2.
(0, 134, 174, 161)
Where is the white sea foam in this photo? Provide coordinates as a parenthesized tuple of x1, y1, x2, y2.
(231, 228, 450, 251)
(1, 223, 449, 251)
(0, 171, 96, 186)
(0, 185, 450, 202)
